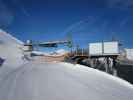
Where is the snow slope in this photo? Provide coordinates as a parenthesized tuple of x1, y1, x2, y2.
(0, 29, 24, 67)
(0, 61, 132, 100)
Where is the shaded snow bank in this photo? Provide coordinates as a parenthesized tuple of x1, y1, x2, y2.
(0, 29, 24, 67)
(0, 62, 132, 100)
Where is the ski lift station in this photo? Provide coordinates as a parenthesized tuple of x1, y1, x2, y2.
(89, 41, 119, 57)
(88, 41, 120, 74)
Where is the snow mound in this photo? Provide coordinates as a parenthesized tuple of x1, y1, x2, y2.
(0, 29, 23, 45)
(0, 29, 24, 67)
(0, 62, 132, 100)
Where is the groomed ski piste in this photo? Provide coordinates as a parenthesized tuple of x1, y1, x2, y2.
(0, 29, 133, 100)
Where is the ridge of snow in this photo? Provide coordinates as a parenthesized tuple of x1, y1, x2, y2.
(0, 29, 24, 45)
(59, 62, 133, 89)
(0, 62, 133, 100)
(0, 29, 24, 67)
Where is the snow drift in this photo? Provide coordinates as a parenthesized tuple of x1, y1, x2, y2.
(0, 29, 24, 67)
(0, 62, 133, 100)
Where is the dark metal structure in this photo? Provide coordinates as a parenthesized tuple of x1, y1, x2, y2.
(90, 54, 119, 75)
(23, 39, 72, 51)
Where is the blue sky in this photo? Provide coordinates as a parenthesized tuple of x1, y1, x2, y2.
(0, 0, 133, 51)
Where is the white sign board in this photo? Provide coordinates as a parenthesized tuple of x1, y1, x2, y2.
(89, 42, 119, 55)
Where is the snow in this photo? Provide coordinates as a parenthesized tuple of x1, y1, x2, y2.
(0, 29, 24, 67)
(0, 61, 133, 100)
(0, 29, 23, 45)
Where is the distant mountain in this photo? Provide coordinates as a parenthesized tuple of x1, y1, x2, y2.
(56, 49, 68, 54)
(49, 49, 68, 56)
(31, 51, 48, 56)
